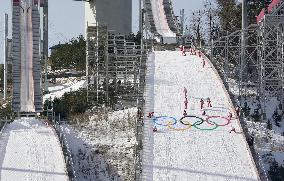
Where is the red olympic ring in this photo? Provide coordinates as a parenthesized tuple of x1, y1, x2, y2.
(205, 116, 231, 126)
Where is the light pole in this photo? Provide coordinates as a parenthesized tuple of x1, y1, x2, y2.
(3, 14, 8, 100)
(239, 0, 248, 103)
(42, 0, 49, 94)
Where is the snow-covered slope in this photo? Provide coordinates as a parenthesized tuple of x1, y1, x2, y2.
(142, 51, 259, 180)
(0, 118, 68, 181)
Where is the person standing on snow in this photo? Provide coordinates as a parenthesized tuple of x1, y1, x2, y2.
(153, 126, 158, 132)
(147, 112, 154, 118)
(202, 59, 205, 68)
(183, 87, 188, 98)
(200, 99, 204, 109)
(207, 98, 212, 107)
(229, 125, 236, 133)
(235, 106, 240, 117)
(228, 112, 233, 120)
(184, 98, 188, 109)
(198, 50, 201, 58)
(182, 45, 186, 56)
(183, 110, 187, 117)
(179, 45, 183, 51)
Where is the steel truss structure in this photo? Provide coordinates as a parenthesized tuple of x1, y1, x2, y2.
(212, 1, 284, 112)
(258, 1, 284, 112)
(210, 2, 284, 180)
(86, 26, 147, 110)
(211, 24, 259, 103)
(86, 25, 147, 180)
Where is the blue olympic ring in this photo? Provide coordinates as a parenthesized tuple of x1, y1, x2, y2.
(152, 116, 178, 126)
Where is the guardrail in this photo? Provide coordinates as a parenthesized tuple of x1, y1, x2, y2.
(51, 116, 77, 181)
(0, 120, 8, 135)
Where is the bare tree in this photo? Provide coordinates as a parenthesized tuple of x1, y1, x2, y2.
(190, 10, 204, 47)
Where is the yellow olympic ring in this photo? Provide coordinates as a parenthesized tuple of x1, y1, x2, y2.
(167, 121, 192, 131)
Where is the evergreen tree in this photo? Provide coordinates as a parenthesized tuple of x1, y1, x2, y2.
(242, 102, 251, 117)
(272, 109, 281, 127)
(267, 119, 272, 130)
(49, 35, 86, 71)
(268, 159, 284, 180)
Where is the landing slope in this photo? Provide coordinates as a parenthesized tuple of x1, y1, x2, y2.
(0, 118, 68, 181)
(142, 51, 259, 181)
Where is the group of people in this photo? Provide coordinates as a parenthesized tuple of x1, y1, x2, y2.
(183, 87, 213, 116)
(179, 45, 199, 57)
(200, 98, 212, 115)
(179, 46, 206, 68)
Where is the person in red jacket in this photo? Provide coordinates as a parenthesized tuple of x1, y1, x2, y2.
(200, 99, 204, 109)
(147, 112, 154, 118)
(183, 110, 187, 117)
(184, 98, 188, 109)
(183, 87, 187, 98)
(182, 45, 186, 56)
(229, 126, 236, 133)
(198, 50, 201, 58)
(207, 98, 212, 107)
(228, 112, 233, 120)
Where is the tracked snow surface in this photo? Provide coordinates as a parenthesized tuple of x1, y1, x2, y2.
(142, 51, 260, 181)
(0, 118, 68, 181)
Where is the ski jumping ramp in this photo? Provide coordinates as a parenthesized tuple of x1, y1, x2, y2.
(12, 0, 42, 113)
(142, 51, 260, 180)
(145, 0, 177, 43)
(0, 118, 68, 181)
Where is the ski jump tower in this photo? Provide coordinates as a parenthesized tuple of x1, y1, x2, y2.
(85, 0, 132, 35)
(144, 0, 180, 43)
(12, 0, 42, 114)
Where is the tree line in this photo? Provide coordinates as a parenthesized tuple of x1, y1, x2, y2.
(189, 0, 270, 46)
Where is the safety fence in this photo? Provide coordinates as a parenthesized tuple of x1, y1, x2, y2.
(0, 120, 8, 136)
(50, 114, 77, 181)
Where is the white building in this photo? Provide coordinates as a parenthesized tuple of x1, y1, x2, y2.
(85, 0, 132, 35)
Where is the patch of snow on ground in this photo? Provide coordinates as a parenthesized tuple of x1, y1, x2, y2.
(61, 108, 137, 181)
(43, 77, 86, 101)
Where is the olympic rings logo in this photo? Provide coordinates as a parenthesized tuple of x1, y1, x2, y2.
(152, 115, 231, 131)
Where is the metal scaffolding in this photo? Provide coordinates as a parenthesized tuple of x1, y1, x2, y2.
(86, 25, 147, 110)
(210, 1, 284, 179)
(211, 24, 259, 103)
(86, 25, 148, 180)
(257, 1, 284, 113)
(211, 0, 284, 113)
